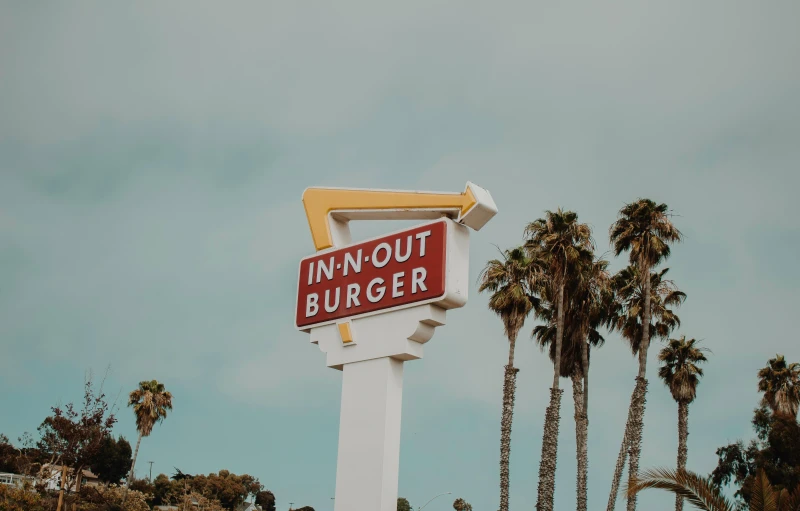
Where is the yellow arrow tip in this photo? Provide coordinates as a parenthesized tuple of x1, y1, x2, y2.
(462, 186, 477, 216)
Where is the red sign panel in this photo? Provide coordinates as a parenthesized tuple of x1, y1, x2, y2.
(295, 221, 447, 329)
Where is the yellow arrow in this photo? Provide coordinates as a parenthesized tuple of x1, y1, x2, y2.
(302, 186, 478, 251)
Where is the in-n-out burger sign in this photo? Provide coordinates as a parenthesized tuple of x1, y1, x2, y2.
(294, 183, 496, 511)
(295, 218, 468, 330)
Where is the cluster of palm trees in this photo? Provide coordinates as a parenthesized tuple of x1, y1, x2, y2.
(480, 198, 711, 511)
(627, 354, 800, 511)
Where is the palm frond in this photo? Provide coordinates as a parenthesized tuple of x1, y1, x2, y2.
(625, 467, 733, 511)
(750, 468, 777, 511)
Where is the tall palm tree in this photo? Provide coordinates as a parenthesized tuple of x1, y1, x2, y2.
(530, 253, 610, 511)
(658, 336, 709, 511)
(573, 257, 611, 511)
(626, 467, 800, 511)
(606, 266, 686, 511)
(757, 355, 800, 418)
(480, 247, 540, 511)
(532, 286, 604, 511)
(127, 380, 173, 484)
(526, 209, 593, 511)
(532, 292, 584, 507)
(607, 199, 682, 511)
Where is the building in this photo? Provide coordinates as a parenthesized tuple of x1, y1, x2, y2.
(40, 465, 101, 492)
(0, 472, 31, 488)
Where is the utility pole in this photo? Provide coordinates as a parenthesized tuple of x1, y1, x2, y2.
(147, 461, 154, 482)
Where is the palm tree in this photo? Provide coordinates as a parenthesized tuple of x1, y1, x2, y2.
(606, 266, 686, 511)
(479, 247, 539, 511)
(626, 467, 800, 511)
(525, 209, 593, 511)
(658, 336, 709, 511)
(608, 200, 682, 511)
(127, 380, 173, 485)
(530, 254, 610, 511)
(573, 257, 611, 511)
(532, 294, 603, 511)
(532, 291, 584, 509)
(757, 355, 800, 418)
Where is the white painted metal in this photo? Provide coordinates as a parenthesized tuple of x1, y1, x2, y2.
(312, 303, 446, 370)
(333, 356, 404, 511)
(459, 181, 499, 231)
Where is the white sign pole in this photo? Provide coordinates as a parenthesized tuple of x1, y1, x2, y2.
(336, 357, 404, 510)
(311, 283, 451, 511)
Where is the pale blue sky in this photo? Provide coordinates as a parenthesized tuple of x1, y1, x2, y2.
(1, 2, 799, 511)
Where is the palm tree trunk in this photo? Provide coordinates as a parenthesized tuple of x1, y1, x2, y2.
(552, 281, 565, 390)
(537, 280, 566, 511)
(626, 265, 652, 511)
(607, 378, 648, 511)
(536, 280, 566, 511)
(572, 373, 587, 511)
(606, 388, 634, 511)
(638, 265, 651, 380)
(626, 378, 649, 511)
(675, 401, 689, 511)
(536, 387, 564, 511)
(128, 432, 142, 485)
(579, 337, 590, 511)
(123, 432, 143, 506)
(499, 333, 519, 511)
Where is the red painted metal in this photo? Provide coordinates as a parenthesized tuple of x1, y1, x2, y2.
(296, 221, 447, 328)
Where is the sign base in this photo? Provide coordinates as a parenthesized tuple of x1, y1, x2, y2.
(334, 356, 404, 511)
(312, 304, 448, 511)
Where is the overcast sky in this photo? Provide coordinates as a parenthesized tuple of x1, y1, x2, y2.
(1, 2, 799, 510)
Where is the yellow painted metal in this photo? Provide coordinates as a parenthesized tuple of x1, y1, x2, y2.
(302, 187, 477, 251)
(337, 322, 354, 344)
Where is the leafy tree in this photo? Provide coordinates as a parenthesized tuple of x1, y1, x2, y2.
(256, 490, 277, 511)
(79, 484, 151, 511)
(711, 391, 800, 505)
(36, 376, 117, 511)
(187, 469, 262, 510)
(397, 497, 412, 511)
(606, 265, 686, 511)
(526, 208, 594, 511)
(658, 336, 709, 511)
(607, 198, 682, 511)
(178, 491, 225, 511)
(127, 380, 173, 484)
(0, 434, 22, 474)
(128, 477, 156, 505)
(0, 482, 48, 511)
(0, 432, 44, 477)
(294, 507, 315, 511)
(453, 497, 473, 510)
(479, 246, 540, 511)
(89, 435, 132, 484)
(151, 473, 182, 506)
